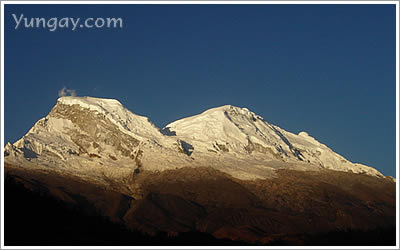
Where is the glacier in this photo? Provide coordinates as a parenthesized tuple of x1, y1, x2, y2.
(4, 96, 386, 188)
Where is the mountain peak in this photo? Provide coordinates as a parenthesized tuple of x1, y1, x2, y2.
(194, 105, 265, 125)
(202, 104, 235, 112)
(58, 96, 122, 103)
(57, 96, 123, 110)
(203, 104, 253, 114)
(5, 99, 386, 180)
(53, 96, 164, 142)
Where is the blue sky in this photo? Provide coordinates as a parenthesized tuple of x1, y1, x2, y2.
(4, 4, 396, 176)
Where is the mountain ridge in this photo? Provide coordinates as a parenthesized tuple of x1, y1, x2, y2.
(3, 96, 396, 245)
(4, 96, 389, 181)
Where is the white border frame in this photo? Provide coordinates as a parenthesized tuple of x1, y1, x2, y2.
(0, 1, 398, 249)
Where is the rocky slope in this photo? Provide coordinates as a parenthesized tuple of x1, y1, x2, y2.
(4, 96, 386, 185)
(3, 96, 396, 245)
(4, 163, 396, 245)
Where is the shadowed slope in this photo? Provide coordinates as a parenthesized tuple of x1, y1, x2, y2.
(5, 163, 395, 246)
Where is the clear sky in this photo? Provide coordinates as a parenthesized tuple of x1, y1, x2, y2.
(4, 4, 396, 177)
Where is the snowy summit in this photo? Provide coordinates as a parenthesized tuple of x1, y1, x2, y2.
(4, 96, 387, 183)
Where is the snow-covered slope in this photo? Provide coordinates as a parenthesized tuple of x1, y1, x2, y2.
(4, 97, 192, 188)
(4, 97, 386, 186)
(56, 97, 163, 141)
(165, 105, 384, 178)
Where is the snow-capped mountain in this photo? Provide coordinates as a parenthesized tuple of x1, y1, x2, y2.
(165, 105, 384, 178)
(4, 97, 192, 189)
(4, 96, 385, 186)
(4, 96, 396, 245)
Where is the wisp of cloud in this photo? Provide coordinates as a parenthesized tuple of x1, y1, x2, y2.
(58, 87, 77, 97)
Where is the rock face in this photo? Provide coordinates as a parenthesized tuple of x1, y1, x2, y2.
(3, 96, 396, 245)
(4, 164, 396, 245)
(5, 96, 386, 182)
